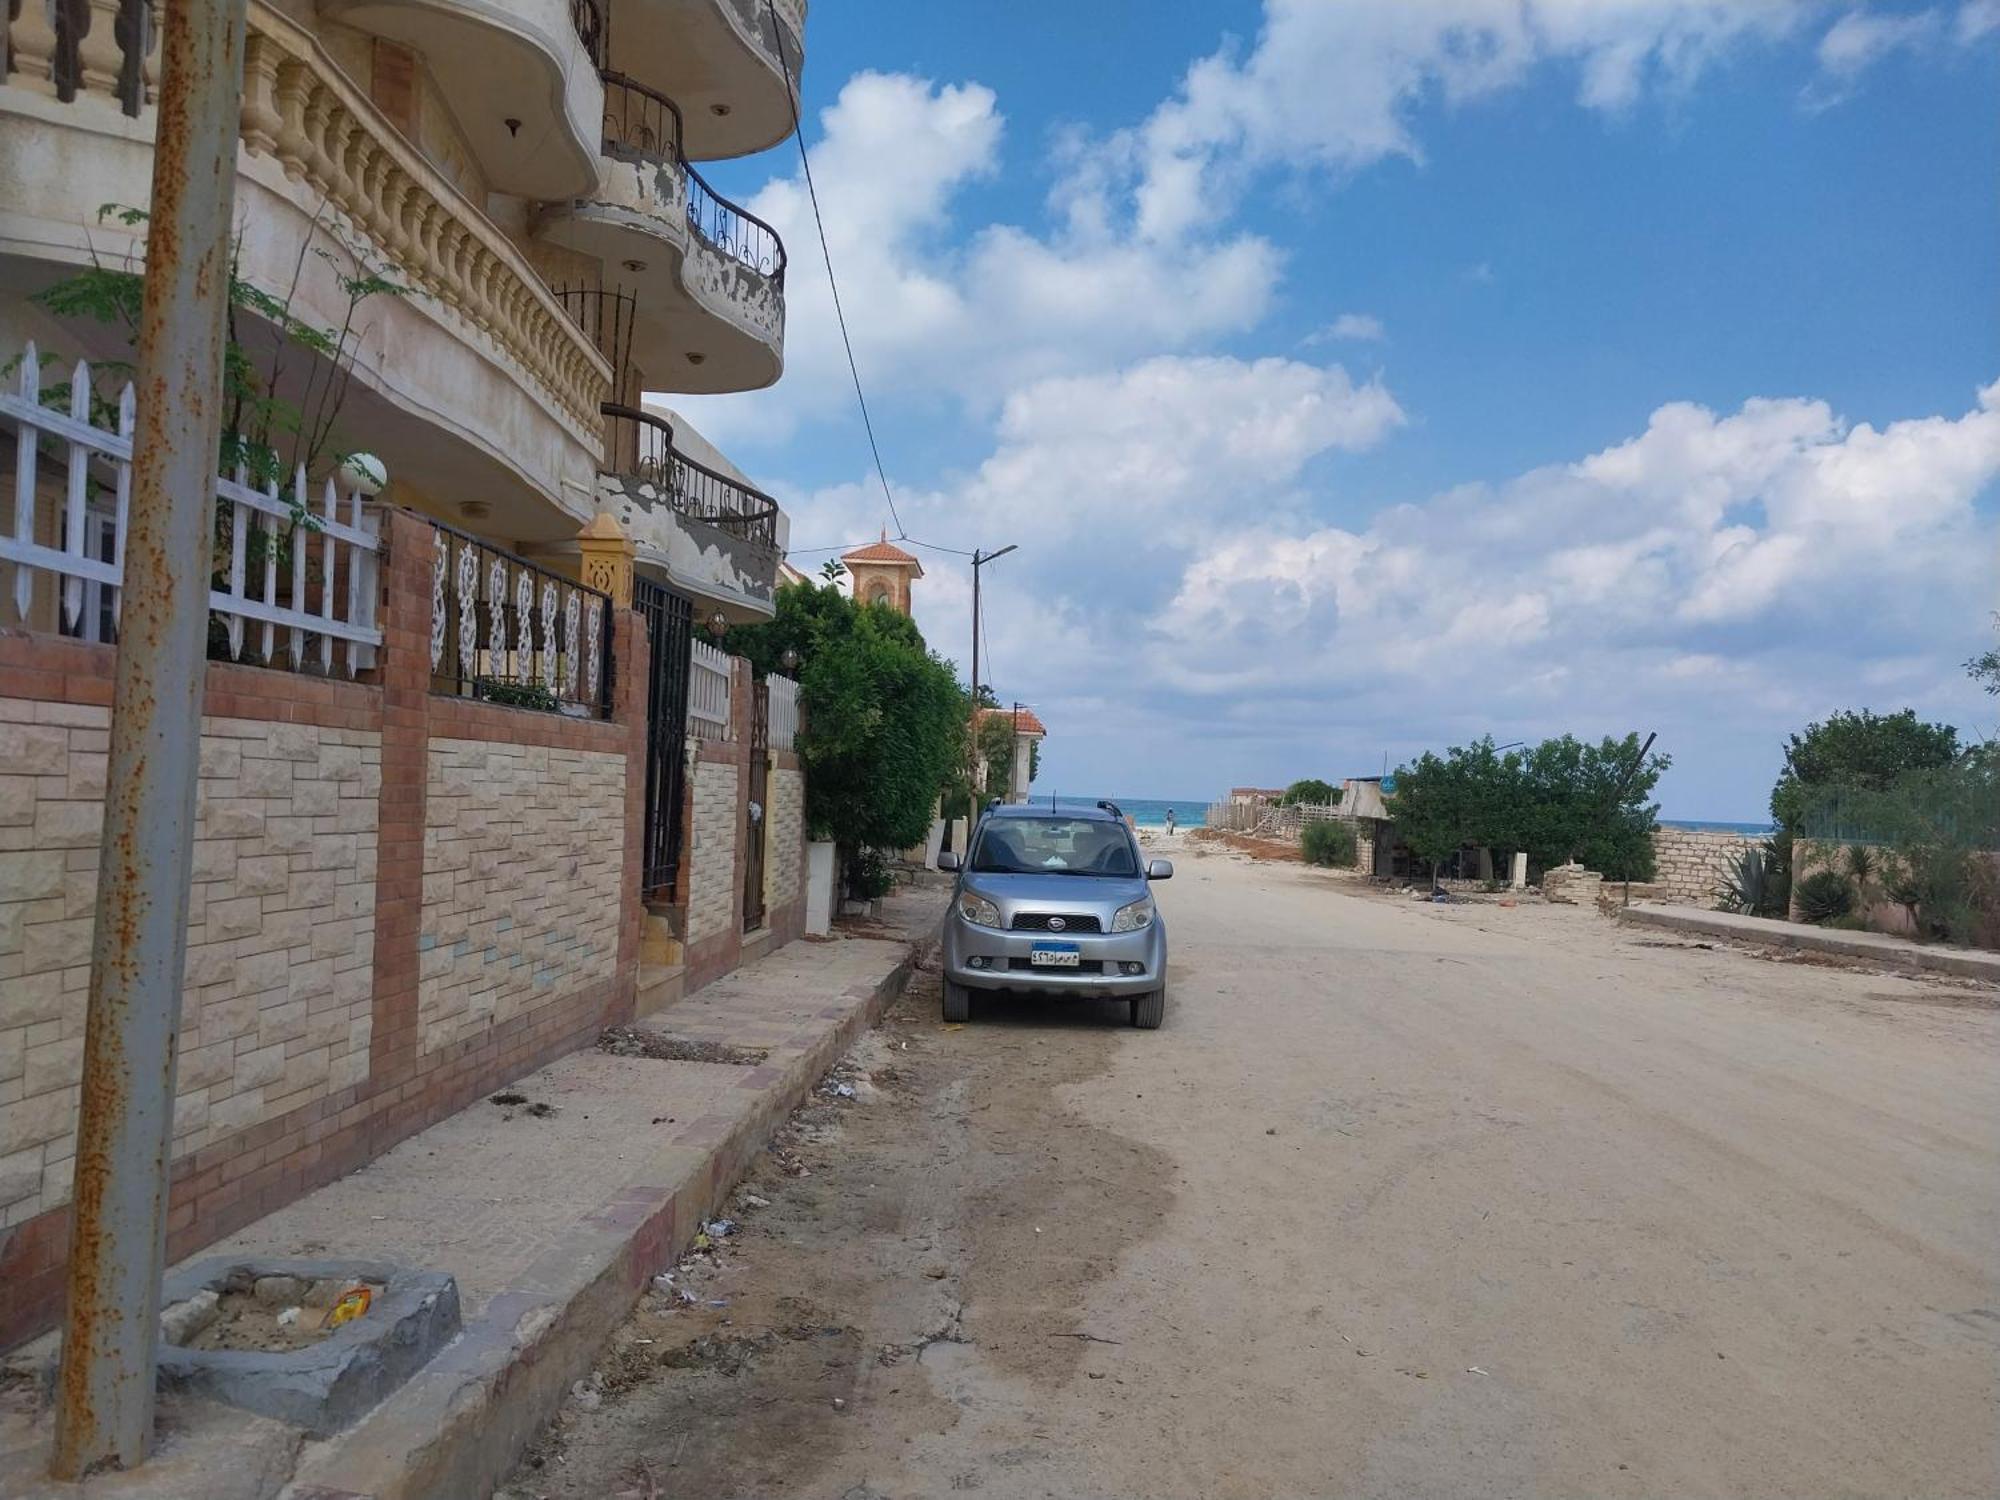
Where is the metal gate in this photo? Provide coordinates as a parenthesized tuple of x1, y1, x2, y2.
(634, 578, 693, 903)
(743, 679, 770, 931)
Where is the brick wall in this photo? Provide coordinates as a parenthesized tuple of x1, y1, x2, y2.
(1650, 827, 1756, 908)
(419, 739, 625, 1054)
(0, 507, 655, 1350)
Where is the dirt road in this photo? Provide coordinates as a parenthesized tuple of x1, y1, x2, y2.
(504, 848, 2000, 1499)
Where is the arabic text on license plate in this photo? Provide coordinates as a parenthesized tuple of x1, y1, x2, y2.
(1030, 942, 1081, 968)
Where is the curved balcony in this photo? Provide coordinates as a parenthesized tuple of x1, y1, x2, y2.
(608, 0, 803, 161)
(596, 403, 781, 618)
(320, 0, 603, 201)
(536, 73, 786, 393)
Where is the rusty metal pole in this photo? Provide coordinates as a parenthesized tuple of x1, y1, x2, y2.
(50, 0, 248, 1474)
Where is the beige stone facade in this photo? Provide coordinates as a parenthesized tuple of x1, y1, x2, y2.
(1650, 828, 1756, 908)
(766, 765, 805, 909)
(686, 760, 740, 945)
(1, 702, 379, 1228)
(419, 738, 625, 1054)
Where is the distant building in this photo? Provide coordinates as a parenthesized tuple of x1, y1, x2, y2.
(978, 706, 1048, 804)
(841, 534, 924, 614)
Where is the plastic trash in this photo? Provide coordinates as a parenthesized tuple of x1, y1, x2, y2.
(707, 1218, 737, 1238)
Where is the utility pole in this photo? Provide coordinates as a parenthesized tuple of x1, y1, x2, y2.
(51, 0, 249, 1474)
(966, 545, 1016, 819)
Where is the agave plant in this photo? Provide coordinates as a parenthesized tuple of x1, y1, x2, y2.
(1795, 869, 1856, 925)
(1720, 845, 1770, 915)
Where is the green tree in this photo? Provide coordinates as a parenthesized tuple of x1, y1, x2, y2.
(1280, 778, 1341, 806)
(1769, 709, 1960, 832)
(977, 712, 1016, 797)
(1392, 733, 1667, 883)
(1968, 614, 1999, 696)
(724, 580, 967, 852)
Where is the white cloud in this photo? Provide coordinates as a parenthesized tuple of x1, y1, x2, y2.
(1306, 312, 1388, 345)
(1818, 7, 1941, 75)
(667, 71, 1283, 450)
(1960, 0, 2000, 41)
(1088, 1, 1816, 244)
(1145, 380, 2000, 720)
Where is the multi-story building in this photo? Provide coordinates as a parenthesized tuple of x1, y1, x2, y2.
(1, 0, 797, 617)
(0, 0, 811, 1347)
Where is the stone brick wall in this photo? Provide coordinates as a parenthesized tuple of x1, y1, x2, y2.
(1650, 827, 1756, 908)
(766, 765, 804, 908)
(686, 758, 740, 945)
(2, 702, 379, 1230)
(419, 739, 625, 1055)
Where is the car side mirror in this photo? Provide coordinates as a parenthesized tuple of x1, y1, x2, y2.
(937, 851, 961, 872)
(1146, 859, 1174, 880)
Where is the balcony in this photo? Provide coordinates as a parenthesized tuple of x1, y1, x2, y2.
(537, 72, 786, 393)
(2, 0, 612, 536)
(596, 402, 782, 619)
(609, 0, 804, 161)
(318, 0, 603, 200)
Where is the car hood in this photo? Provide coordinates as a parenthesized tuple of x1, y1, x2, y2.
(960, 870, 1149, 912)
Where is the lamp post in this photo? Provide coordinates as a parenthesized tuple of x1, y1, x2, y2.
(967, 545, 1016, 817)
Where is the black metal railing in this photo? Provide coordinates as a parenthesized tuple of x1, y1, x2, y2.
(427, 518, 614, 717)
(635, 576, 693, 901)
(571, 0, 607, 68)
(597, 70, 787, 287)
(601, 402, 781, 550)
(549, 283, 636, 384)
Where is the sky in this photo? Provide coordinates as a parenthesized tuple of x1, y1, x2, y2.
(673, 0, 2000, 821)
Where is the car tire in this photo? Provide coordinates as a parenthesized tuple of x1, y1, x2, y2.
(1131, 986, 1165, 1030)
(942, 979, 971, 1023)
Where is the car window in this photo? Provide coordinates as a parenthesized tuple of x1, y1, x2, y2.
(971, 818, 1138, 877)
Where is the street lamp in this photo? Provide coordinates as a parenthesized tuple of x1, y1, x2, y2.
(968, 544, 1017, 816)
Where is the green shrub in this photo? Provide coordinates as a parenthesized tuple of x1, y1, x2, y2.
(477, 679, 559, 712)
(1794, 869, 1855, 925)
(1281, 778, 1341, 807)
(1720, 839, 1791, 918)
(846, 847, 895, 901)
(1301, 819, 1357, 868)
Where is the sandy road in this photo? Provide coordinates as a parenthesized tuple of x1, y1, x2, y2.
(506, 847, 2000, 1500)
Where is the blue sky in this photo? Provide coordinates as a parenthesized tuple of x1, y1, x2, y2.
(680, 1, 2000, 820)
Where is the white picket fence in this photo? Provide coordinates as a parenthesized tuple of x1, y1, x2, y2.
(688, 638, 733, 739)
(766, 672, 798, 751)
(1, 346, 381, 675)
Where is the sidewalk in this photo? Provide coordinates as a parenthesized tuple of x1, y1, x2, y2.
(0, 887, 945, 1500)
(1617, 902, 2000, 983)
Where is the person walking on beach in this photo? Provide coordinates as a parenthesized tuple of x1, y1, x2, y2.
(1165, 808, 1177, 837)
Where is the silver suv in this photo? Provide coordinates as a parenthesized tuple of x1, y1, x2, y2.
(937, 802, 1172, 1028)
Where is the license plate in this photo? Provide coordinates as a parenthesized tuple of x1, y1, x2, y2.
(1029, 942, 1081, 968)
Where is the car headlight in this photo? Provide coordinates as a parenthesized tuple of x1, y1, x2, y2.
(1111, 895, 1155, 932)
(957, 891, 1002, 928)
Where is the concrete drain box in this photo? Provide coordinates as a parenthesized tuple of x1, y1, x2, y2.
(155, 1257, 460, 1437)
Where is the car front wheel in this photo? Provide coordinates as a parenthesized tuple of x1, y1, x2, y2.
(943, 978, 971, 1023)
(1131, 985, 1165, 1030)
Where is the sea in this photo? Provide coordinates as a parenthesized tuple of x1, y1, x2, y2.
(1037, 801, 1769, 836)
(1039, 796, 1207, 830)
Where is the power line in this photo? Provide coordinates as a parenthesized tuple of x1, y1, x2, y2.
(764, 0, 905, 541)
(785, 534, 982, 559)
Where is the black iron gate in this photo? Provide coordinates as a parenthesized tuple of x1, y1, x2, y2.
(635, 578, 693, 903)
(743, 679, 770, 931)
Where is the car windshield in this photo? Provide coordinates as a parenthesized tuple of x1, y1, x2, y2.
(971, 817, 1138, 877)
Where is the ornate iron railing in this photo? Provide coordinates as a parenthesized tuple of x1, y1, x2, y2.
(550, 283, 636, 384)
(596, 70, 786, 286)
(634, 576, 693, 901)
(601, 402, 781, 550)
(426, 517, 613, 716)
(571, 0, 607, 68)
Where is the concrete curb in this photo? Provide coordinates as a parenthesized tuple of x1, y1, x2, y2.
(278, 936, 930, 1500)
(1616, 904, 2000, 983)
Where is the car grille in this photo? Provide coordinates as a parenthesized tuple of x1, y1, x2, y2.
(1008, 958, 1107, 974)
(1010, 912, 1102, 933)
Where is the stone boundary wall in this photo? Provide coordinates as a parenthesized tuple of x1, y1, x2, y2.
(0, 508, 655, 1350)
(1649, 827, 1758, 908)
